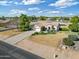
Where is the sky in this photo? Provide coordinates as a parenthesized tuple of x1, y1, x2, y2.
(0, 0, 79, 17)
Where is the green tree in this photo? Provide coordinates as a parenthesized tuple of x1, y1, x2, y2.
(50, 17, 60, 21)
(63, 17, 70, 21)
(19, 14, 30, 31)
(30, 15, 37, 22)
(1, 16, 6, 20)
(39, 16, 47, 20)
(69, 24, 79, 32)
(69, 16, 79, 32)
(70, 16, 79, 23)
(14, 16, 19, 20)
(41, 26, 47, 31)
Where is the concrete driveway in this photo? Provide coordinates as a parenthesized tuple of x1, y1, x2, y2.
(0, 31, 35, 45)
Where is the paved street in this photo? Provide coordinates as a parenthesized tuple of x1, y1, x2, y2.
(0, 41, 44, 59)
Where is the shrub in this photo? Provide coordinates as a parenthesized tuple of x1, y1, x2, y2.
(32, 32, 39, 36)
(41, 26, 47, 31)
(40, 31, 47, 35)
(32, 28, 56, 36)
(63, 38, 75, 46)
(60, 27, 69, 31)
(78, 32, 79, 35)
(32, 31, 47, 36)
(49, 30, 56, 34)
(68, 35, 78, 41)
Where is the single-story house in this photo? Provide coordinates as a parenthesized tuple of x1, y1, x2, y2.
(0, 19, 18, 29)
(32, 21, 60, 32)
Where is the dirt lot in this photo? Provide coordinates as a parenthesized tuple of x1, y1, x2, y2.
(0, 29, 21, 38)
(29, 32, 69, 47)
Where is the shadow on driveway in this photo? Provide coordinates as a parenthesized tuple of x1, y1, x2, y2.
(0, 41, 44, 59)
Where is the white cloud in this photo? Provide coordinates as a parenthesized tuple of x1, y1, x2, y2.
(0, 0, 12, 6)
(68, 13, 75, 16)
(22, 0, 45, 5)
(28, 7, 40, 11)
(47, 10, 62, 14)
(37, 10, 62, 15)
(49, 0, 79, 8)
(0, 0, 45, 6)
(38, 11, 43, 13)
(14, 2, 19, 5)
(13, 2, 22, 5)
(9, 9, 27, 16)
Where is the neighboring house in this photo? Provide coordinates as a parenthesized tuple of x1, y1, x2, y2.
(0, 19, 18, 29)
(32, 21, 60, 32)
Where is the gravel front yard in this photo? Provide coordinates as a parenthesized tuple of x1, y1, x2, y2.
(0, 29, 21, 38)
(29, 32, 68, 47)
